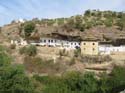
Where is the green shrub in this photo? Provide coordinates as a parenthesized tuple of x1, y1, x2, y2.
(34, 71, 98, 93)
(26, 45, 37, 56)
(19, 45, 37, 56)
(0, 65, 34, 93)
(0, 52, 11, 67)
(24, 22, 35, 37)
(0, 45, 6, 52)
(74, 48, 81, 57)
(19, 46, 27, 55)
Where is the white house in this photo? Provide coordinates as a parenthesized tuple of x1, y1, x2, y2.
(11, 38, 27, 46)
(39, 38, 80, 50)
(99, 45, 125, 55)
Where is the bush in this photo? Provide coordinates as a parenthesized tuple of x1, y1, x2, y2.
(19, 46, 27, 55)
(10, 44, 16, 49)
(59, 49, 68, 57)
(0, 45, 6, 52)
(0, 48, 34, 93)
(80, 55, 112, 63)
(0, 52, 11, 67)
(109, 66, 125, 92)
(26, 45, 37, 56)
(34, 71, 98, 93)
(0, 65, 34, 93)
(24, 22, 35, 38)
(74, 48, 81, 57)
(19, 45, 37, 56)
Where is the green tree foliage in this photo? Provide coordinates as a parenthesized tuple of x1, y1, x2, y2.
(67, 18, 75, 28)
(26, 45, 37, 56)
(97, 73, 110, 93)
(19, 46, 27, 55)
(0, 52, 11, 67)
(0, 65, 34, 93)
(104, 18, 113, 27)
(0, 45, 12, 67)
(33, 66, 125, 93)
(108, 66, 125, 93)
(24, 22, 35, 37)
(74, 48, 81, 57)
(84, 10, 91, 16)
(0, 46, 34, 93)
(34, 72, 98, 93)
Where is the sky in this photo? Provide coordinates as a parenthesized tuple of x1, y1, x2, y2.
(0, 0, 125, 26)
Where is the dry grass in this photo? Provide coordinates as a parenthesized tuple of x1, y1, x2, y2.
(23, 56, 67, 75)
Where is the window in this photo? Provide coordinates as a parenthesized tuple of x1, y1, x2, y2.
(93, 43, 95, 45)
(84, 43, 86, 45)
(44, 40, 46, 43)
(40, 40, 43, 42)
(48, 40, 50, 43)
(51, 40, 53, 43)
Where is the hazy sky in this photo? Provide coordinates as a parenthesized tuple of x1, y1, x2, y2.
(0, 0, 125, 26)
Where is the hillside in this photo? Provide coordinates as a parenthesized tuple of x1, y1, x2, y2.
(1, 10, 125, 93)
(1, 10, 125, 42)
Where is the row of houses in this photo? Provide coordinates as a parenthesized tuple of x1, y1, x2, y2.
(11, 38, 80, 50)
(11, 38, 125, 55)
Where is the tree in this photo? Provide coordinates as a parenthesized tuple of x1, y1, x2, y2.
(109, 66, 125, 93)
(0, 65, 34, 93)
(116, 19, 124, 30)
(24, 22, 35, 38)
(0, 52, 11, 67)
(26, 45, 37, 56)
(84, 10, 91, 16)
(79, 72, 98, 93)
(0, 47, 34, 93)
(98, 73, 110, 93)
(0, 45, 11, 67)
(104, 19, 113, 27)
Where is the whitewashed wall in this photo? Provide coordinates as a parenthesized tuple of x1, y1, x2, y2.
(99, 45, 125, 55)
(11, 39, 27, 46)
(39, 38, 80, 50)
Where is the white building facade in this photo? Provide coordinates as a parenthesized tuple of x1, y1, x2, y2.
(11, 38, 27, 46)
(99, 45, 125, 55)
(38, 38, 80, 50)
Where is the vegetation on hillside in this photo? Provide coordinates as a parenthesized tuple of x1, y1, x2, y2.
(0, 44, 125, 93)
(19, 45, 37, 56)
(23, 22, 36, 38)
(1, 10, 125, 93)
(21, 10, 125, 33)
(33, 66, 125, 93)
(0, 45, 34, 93)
